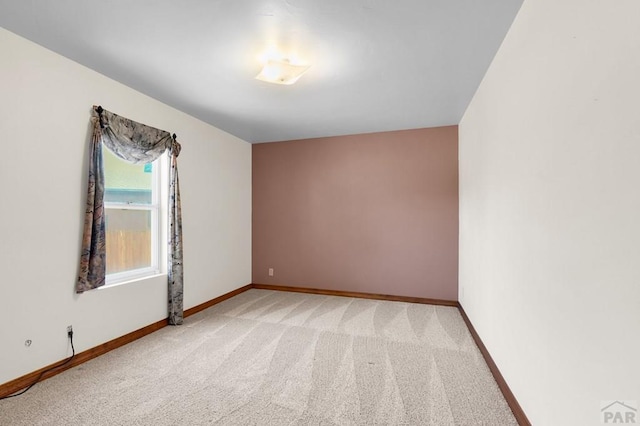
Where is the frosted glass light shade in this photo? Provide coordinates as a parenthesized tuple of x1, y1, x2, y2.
(256, 59, 310, 85)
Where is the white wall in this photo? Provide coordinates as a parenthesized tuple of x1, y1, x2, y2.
(459, 1, 640, 424)
(0, 28, 251, 385)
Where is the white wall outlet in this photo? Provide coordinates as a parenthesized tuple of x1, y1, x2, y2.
(268, 268, 274, 277)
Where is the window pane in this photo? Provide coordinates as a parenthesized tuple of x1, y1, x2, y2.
(103, 146, 153, 204)
(105, 208, 152, 274)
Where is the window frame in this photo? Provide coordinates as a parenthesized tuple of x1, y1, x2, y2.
(103, 149, 163, 286)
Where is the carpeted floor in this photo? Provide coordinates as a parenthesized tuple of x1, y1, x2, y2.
(0, 289, 517, 425)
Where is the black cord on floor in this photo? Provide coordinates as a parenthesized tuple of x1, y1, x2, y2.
(0, 333, 75, 400)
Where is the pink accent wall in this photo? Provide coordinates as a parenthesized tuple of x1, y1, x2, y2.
(252, 126, 458, 300)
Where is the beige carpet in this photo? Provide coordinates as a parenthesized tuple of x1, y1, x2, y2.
(0, 289, 517, 425)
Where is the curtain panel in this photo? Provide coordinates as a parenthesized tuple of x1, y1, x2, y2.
(77, 106, 184, 325)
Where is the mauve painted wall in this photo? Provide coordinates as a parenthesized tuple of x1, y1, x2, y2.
(252, 126, 458, 300)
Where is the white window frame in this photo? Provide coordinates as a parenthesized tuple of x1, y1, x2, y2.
(104, 152, 163, 286)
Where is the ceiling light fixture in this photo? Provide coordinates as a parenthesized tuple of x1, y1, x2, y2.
(255, 59, 310, 85)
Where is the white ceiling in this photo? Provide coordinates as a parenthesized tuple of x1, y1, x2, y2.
(0, 0, 522, 143)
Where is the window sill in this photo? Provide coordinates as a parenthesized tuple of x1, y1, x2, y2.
(101, 272, 165, 290)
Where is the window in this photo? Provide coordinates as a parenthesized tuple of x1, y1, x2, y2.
(103, 146, 163, 284)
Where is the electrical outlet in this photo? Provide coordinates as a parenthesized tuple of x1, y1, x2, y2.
(67, 325, 73, 336)
(268, 268, 274, 277)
